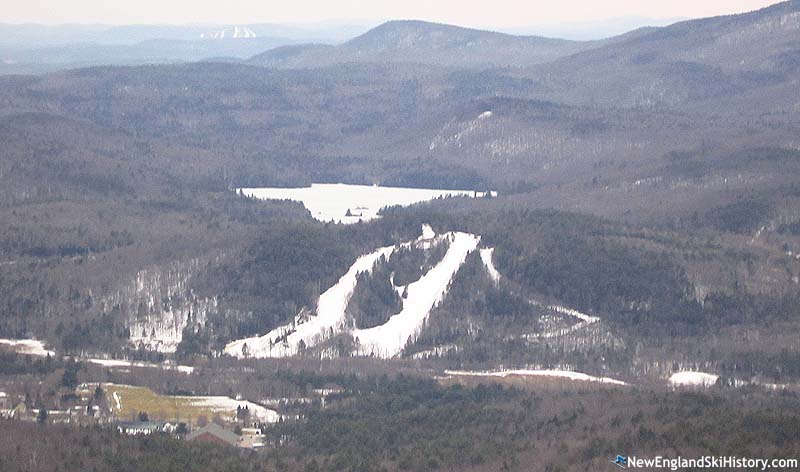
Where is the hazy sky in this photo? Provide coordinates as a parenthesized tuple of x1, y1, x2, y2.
(2, 0, 783, 27)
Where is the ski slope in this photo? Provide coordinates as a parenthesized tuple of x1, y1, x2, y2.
(353, 231, 480, 357)
(224, 244, 396, 358)
(478, 248, 600, 337)
(225, 226, 479, 359)
(479, 248, 501, 283)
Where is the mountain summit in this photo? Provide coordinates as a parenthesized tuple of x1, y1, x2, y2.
(249, 19, 592, 68)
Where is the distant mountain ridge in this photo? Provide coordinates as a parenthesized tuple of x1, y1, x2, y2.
(7, 2, 797, 74)
(249, 19, 596, 68)
(248, 2, 800, 72)
(0, 22, 372, 46)
(0, 21, 373, 74)
(201, 26, 258, 39)
(503, 16, 687, 40)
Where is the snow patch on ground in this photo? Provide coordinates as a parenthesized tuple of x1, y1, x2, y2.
(547, 305, 599, 324)
(0, 339, 196, 373)
(409, 344, 460, 359)
(669, 371, 719, 387)
(105, 383, 280, 423)
(479, 248, 501, 284)
(224, 244, 396, 358)
(445, 369, 627, 386)
(99, 259, 215, 353)
(0, 338, 54, 357)
(112, 391, 122, 410)
(526, 304, 601, 339)
(72, 263, 217, 358)
(353, 232, 480, 358)
(420, 224, 436, 240)
(176, 396, 280, 423)
(430, 112, 497, 151)
(86, 358, 195, 374)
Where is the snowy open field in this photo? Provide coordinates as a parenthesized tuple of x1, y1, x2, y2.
(0, 339, 197, 373)
(0, 338, 54, 357)
(239, 183, 494, 223)
(103, 383, 279, 423)
(668, 371, 719, 387)
(225, 243, 397, 358)
(444, 369, 628, 386)
(86, 358, 195, 374)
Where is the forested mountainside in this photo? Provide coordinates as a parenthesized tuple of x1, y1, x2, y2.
(0, 2, 799, 382)
(3, 0, 799, 225)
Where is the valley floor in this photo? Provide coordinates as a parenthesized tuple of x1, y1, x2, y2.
(1, 355, 799, 472)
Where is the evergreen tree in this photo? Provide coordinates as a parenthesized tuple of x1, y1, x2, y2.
(37, 408, 48, 424)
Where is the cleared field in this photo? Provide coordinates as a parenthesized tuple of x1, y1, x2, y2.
(438, 370, 630, 391)
(103, 383, 279, 424)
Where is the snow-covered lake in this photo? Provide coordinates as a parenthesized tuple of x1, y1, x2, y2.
(239, 183, 494, 224)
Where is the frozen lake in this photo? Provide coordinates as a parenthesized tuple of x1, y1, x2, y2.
(239, 183, 494, 223)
